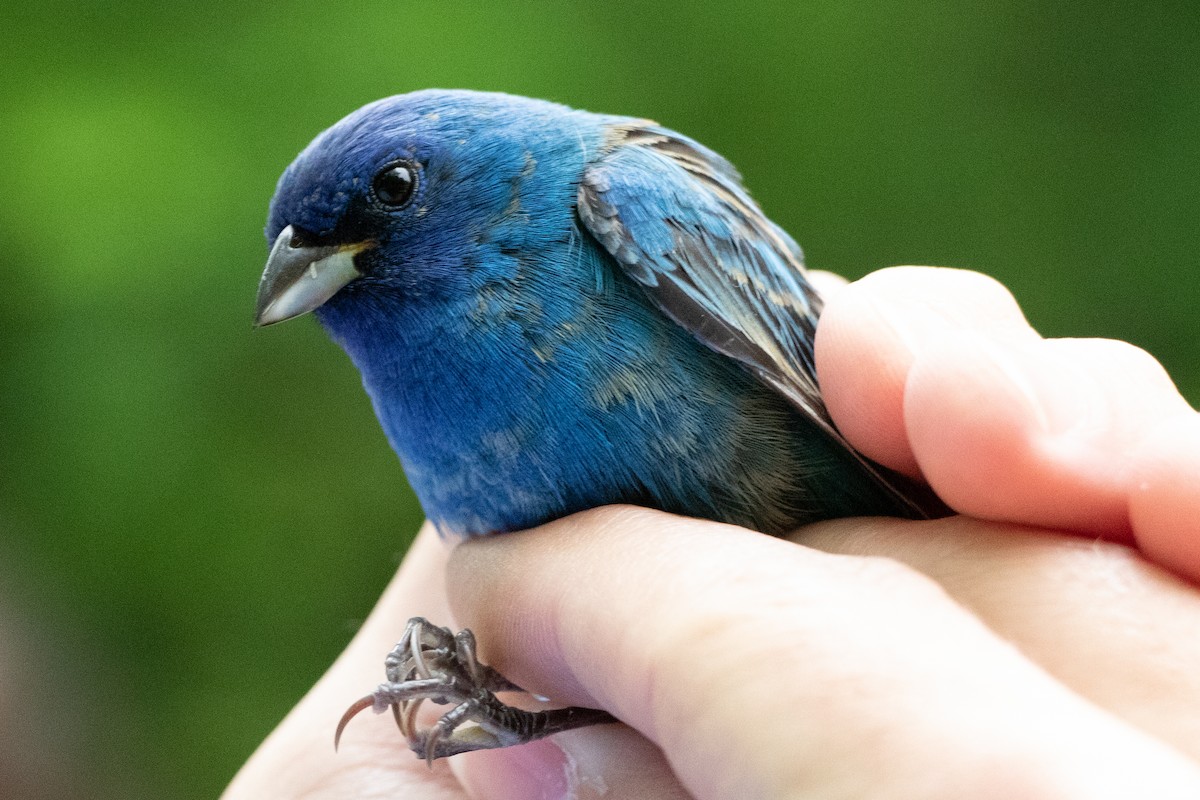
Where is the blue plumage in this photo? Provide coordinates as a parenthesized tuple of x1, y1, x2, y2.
(258, 89, 942, 537)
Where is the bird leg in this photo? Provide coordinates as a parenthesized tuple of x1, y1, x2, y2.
(336, 617, 618, 763)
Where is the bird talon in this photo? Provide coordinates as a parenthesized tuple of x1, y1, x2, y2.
(334, 694, 376, 751)
(421, 726, 443, 769)
(334, 617, 617, 761)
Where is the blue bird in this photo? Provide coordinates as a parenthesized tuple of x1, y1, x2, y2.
(255, 90, 945, 760)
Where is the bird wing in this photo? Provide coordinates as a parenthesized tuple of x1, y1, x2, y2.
(577, 122, 932, 517)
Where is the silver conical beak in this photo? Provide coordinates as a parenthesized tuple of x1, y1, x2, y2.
(254, 225, 369, 326)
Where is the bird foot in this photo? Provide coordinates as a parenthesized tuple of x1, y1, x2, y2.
(336, 617, 617, 764)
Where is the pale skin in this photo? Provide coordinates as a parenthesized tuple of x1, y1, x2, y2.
(223, 266, 1200, 800)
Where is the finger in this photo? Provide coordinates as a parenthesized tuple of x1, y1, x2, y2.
(448, 506, 1200, 800)
(815, 266, 1035, 477)
(904, 335, 1191, 536)
(222, 524, 469, 799)
(815, 266, 1193, 537)
(449, 727, 693, 800)
(806, 269, 849, 299)
(1130, 413, 1200, 582)
(796, 515, 1200, 759)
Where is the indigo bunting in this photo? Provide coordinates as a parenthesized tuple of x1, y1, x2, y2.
(255, 90, 946, 760)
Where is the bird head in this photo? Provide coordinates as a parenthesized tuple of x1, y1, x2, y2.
(255, 90, 593, 328)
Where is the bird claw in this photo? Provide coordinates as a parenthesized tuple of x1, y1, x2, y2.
(335, 617, 618, 763)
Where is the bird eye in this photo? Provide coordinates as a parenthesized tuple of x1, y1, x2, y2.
(372, 162, 417, 208)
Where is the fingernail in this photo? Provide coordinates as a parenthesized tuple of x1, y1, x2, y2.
(451, 739, 574, 800)
(451, 726, 683, 799)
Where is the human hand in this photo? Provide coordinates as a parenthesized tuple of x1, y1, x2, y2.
(815, 266, 1200, 576)
(222, 267, 1200, 799)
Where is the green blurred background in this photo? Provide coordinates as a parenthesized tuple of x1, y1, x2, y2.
(1, 1, 1197, 797)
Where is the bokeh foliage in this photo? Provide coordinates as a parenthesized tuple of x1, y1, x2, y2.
(1, 2, 1197, 797)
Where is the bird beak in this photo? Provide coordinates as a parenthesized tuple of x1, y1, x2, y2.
(254, 225, 370, 326)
